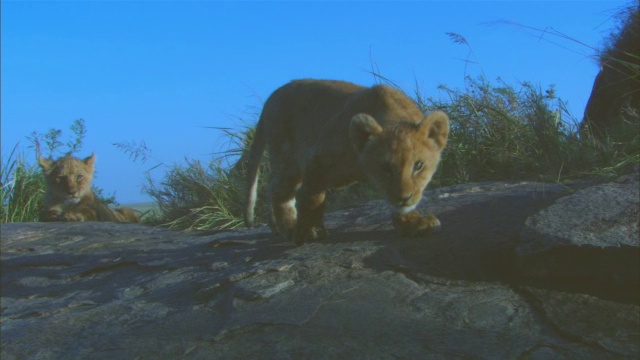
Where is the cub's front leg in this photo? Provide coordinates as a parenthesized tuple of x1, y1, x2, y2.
(62, 206, 98, 222)
(293, 186, 327, 245)
(40, 207, 64, 222)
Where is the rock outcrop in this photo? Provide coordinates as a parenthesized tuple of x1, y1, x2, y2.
(2, 172, 638, 359)
(581, 5, 639, 143)
(519, 170, 639, 303)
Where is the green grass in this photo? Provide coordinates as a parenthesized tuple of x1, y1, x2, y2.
(419, 77, 638, 187)
(1, 145, 44, 223)
(143, 159, 248, 230)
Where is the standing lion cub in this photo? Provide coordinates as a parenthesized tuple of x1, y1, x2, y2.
(38, 152, 140, 223)
(244, 79, 449, 245)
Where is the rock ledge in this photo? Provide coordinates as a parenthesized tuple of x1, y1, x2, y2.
(2, 177, 638, 358)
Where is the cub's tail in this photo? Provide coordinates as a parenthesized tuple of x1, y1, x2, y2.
(244, 119, 267, 227)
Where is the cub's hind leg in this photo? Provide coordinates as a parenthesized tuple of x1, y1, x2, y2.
(268, 172, 302, 240)
(266, 130, 302, 242)
(293, 157, 329, 245)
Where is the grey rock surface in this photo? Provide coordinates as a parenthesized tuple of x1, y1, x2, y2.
(518, 170, 639, 302)
(2, 180, 638, 359)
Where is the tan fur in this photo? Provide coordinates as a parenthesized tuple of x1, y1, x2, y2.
(245, 79, 449, 245)
(38, 153, 140, 223)
(392, 210, 441, 237)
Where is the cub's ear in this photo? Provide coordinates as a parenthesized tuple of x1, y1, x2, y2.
(83, 153, 96, 168)
(37, 156, 53, 173)
(35, 140, 53, 172)
(421, 111, 449, 150)
(350, 113, 383, 151)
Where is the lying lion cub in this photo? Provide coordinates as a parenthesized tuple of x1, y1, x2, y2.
(38, 152, 140, 223)
(245, 79, 449, 245)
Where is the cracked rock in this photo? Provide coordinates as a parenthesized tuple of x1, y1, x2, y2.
(2, 174, 638, 358)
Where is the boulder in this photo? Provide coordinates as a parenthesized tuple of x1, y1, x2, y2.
(518, 169, 639, 303)
(581, 5, 639, 143)
(2, 178, 638, 358)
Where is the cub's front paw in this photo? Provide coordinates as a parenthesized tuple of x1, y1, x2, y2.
(62, 211, 87, 222)
(44, 209, 64, 221)
(310, 225, 328, 241)
(392, 210, 441, 237)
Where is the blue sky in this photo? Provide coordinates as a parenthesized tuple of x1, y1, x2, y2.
(1, 0, 628, 204)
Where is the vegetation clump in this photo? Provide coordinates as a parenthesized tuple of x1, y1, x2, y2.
(421, 77, 637, 187)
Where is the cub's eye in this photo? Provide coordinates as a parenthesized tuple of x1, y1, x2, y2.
(413, 161, 424, 172)
(56, 176, 65, 183)
(76, 175, 84, 181)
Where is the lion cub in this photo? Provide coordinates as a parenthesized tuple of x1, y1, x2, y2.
(38, 153, 140, 223)
(244, 79, 449, 245)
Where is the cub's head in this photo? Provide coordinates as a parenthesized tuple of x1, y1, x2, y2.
(38, 153, 96, 203)
(349, 111, 449, 214)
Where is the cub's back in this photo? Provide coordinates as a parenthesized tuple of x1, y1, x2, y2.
(260, 79, 365, 142)
(261, 80, 365, 127)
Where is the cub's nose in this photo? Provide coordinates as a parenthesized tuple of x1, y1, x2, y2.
(397, 193, 413, 206)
